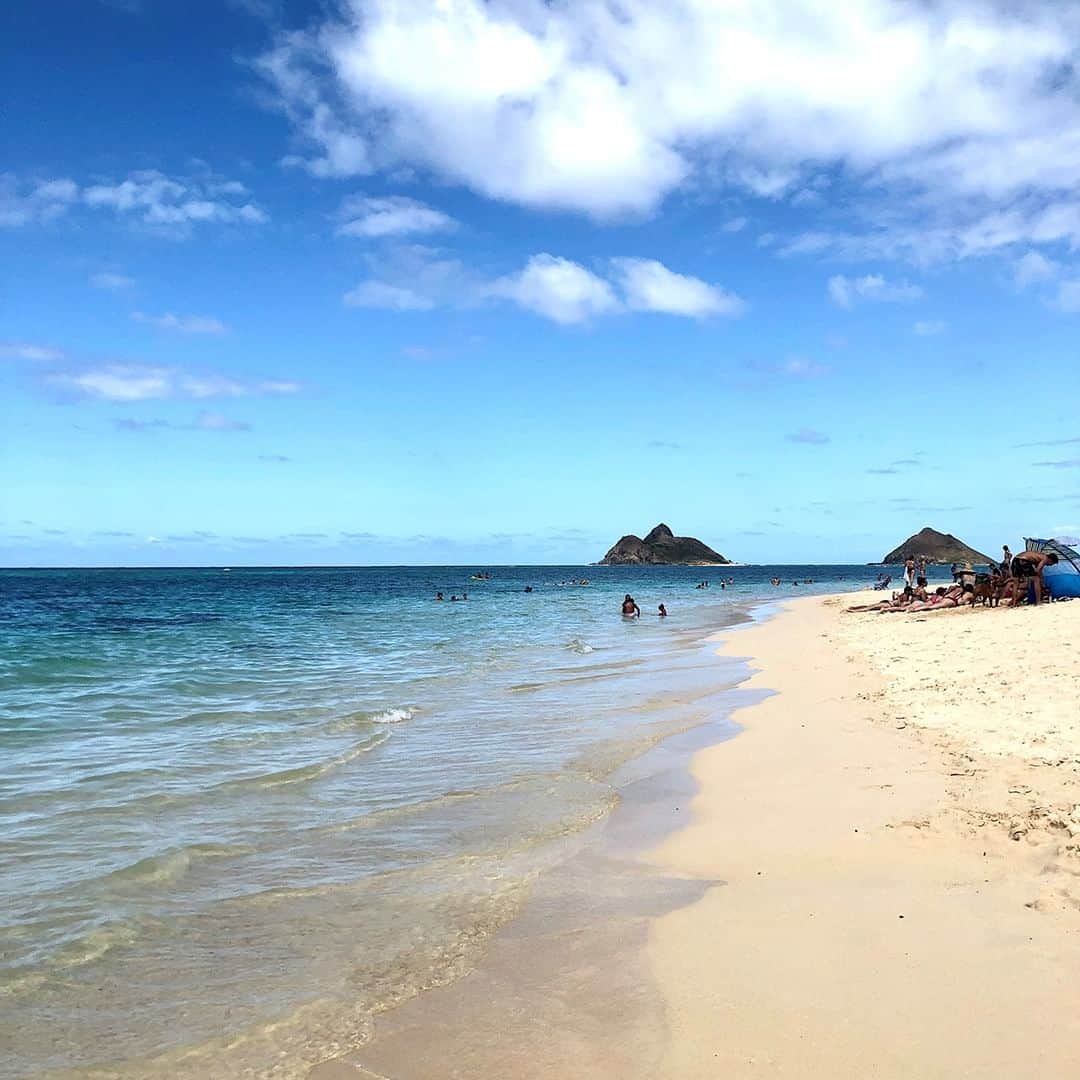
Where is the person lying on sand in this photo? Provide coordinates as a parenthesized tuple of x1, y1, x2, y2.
(848, 586, 916, 612)
(902, 585, 963, 611)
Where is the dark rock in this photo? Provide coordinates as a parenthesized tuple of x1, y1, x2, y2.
(600, 523, 730, 565)
(881, 527, 994, 566)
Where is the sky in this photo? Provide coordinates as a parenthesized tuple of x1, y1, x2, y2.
(2, 0, 1080, 567)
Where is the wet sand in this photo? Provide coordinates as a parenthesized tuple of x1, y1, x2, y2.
(649, 592, 1080, 1077)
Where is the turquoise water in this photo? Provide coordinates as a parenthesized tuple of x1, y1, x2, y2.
(0, 564, 870, 1077)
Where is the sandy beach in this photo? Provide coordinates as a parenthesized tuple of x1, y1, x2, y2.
(650, 591, 1080, 1078)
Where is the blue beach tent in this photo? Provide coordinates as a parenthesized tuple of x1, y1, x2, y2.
(1025, 537, 1080, 598)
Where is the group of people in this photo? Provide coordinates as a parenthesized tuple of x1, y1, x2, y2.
(859, 542, 1061, 613)
(849, 582, 976, 614)
(695, 577, 735, 590)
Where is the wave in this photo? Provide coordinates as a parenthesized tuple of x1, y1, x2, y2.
(216, 730, 390, 792)
(323, 705, 416, 734)
(50, 920, 140, 971)
(100, 841, 254, 890)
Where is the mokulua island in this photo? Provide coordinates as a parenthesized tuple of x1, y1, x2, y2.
(880, 526, 994, 565)
(599, 523, 731, 566)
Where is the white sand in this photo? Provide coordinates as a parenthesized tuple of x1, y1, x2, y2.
(648, 592, 1080, 1078)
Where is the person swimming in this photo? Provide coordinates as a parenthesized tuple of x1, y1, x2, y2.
(621, 594, 641, 618)
(658, 603, 667, 617)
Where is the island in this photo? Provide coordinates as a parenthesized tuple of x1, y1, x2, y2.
(880, 526, 994, 565)
(599, 523, 731, 566)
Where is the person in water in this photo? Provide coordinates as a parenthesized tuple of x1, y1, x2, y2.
(621, 594, 641, 618)
(435, 592, 444, 601)
(658, 603, 667, 617)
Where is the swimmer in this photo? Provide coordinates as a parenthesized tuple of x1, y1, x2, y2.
(621, 594, 641, 618)
(658, 603, 667, 617)
(436, 592, 444, 601)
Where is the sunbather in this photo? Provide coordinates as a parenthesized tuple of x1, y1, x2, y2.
(904, 585, 964, 612)
(848, 586, 916, 612)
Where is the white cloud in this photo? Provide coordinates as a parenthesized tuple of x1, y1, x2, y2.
(131, 312, 228, 334)
(45, 363, 300, 403)
(785, 200, 1080, 267)
(344, 280, 435, 310)
(337, 195, 457, 237)
(256, 0, 1080, 224)
(1013, 250, 1058, 287)
(487, 254, 619, 324)
(89, 271, 136, 290)
(828, 274, 923, 309)
(722, 216, 748, 233)
(344, 248, 744, 323)
(914, 319, 946, 336)
(57, 364, 173, 402)
(1, 341, 65, 362)
(343, 244, 466, 310)
(83, 170, 267, 230)
(610, 257, 744, 317)
(0, 175, 79, 227)
(3, 168, 266, 234)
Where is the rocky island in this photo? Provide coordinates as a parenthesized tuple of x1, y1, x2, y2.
(599, 524, 730, 566)
(881, 526, 993, 565)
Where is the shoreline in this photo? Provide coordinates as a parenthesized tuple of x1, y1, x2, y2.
(648, 592, 1080, 1077)
(307, 615, 766, 1080)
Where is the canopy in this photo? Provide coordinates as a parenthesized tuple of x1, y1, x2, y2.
(1024, 536, 1080, 570)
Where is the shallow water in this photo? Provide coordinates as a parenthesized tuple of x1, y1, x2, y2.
(0, 564, 871, 1077)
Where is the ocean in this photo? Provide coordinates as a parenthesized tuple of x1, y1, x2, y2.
(0, 564, 878, 1078)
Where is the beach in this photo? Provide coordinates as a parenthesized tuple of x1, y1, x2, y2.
(650, 591, 1080, 1077)
(6, 572, 1080, 1077)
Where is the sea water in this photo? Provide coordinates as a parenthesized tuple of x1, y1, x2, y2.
(0, 564, 872, 1077)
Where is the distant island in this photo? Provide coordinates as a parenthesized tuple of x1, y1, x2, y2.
(599, 523, 731, 566)
(881, 527, 993, 565)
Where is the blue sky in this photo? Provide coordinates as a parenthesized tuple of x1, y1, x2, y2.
(3, 0, 1079, 566)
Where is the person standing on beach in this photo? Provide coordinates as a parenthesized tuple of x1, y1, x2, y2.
(917, 555, 928, 587)
(1008, 550, 1058, 606)
(1002, 545, 1013, 575)
(904, 556, 916, 589)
